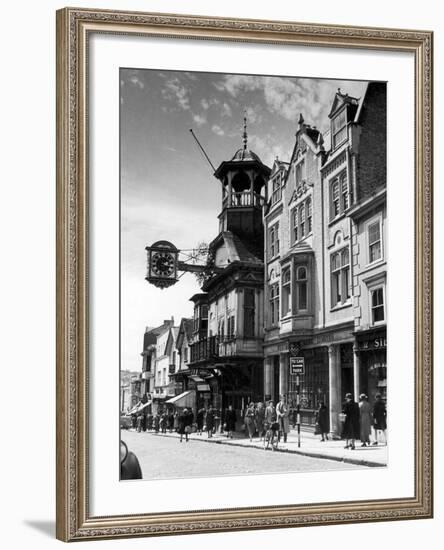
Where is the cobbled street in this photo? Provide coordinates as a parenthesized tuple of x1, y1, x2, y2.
(122, 430, 361, 480)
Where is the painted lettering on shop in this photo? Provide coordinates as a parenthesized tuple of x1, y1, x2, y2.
(357, 337, 387, 351)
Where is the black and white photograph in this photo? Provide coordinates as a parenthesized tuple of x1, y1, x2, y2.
(119, 69, 387, 481)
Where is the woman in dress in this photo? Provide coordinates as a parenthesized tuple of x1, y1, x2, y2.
(315, 402, 329, 442)
(255, 401, 265, 441)
(372, 393, 387, 445)
(224, 404, 237, 439)
(196, 407, 205, 435)
(178, 407, 193, 442)
(359, 394, 372, 446)
(244, 402, 256, 442)
(342, 393, 360, 450)
(205, 405, 215, 438)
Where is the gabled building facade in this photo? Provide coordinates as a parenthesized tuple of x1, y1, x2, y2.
(263, 114, 325, 420)
(347, 82, 387, 407)
(262, 84, 387, 435)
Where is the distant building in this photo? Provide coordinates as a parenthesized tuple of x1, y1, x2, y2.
(139, 319, 174, 413)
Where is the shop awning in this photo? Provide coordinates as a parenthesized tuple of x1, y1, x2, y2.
(165, 390, 195, 407)
(128, 400, 152, 415)
(196, 384, 211, 392)
(189, 375, 204, 383)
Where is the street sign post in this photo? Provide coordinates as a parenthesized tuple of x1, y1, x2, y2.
(289, 356, 305, 447)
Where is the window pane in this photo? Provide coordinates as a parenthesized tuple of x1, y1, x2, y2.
(332, 181, 340, 216)
(372, 288, 383, 307)
(283, 268, 291, 284)
(373, 306, 384, 322)
(332, 110, 346, 132)
(298, 281, 307, 310)
(331, 252, 340, 271)
(341, 247, 349, 266)
(297, 266, 307, 280)
(343, 266, 350, 300)
(333, 272, 340, 304)
(341, 172, 349, 210)
(370, 241, 381, 262)
(368, 221, 380, 244)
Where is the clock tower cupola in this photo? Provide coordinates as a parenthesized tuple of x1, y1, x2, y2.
(213, 115, 271, 258)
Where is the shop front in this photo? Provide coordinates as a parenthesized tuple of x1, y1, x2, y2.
(355, 327, 387, 404)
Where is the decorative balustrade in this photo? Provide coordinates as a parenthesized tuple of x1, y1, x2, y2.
(190, 335, 219, 363)
(189, 335, 263, 364)
(222, 191, 264, 209)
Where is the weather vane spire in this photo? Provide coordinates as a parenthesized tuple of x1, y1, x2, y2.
(242, 109, 248, 150)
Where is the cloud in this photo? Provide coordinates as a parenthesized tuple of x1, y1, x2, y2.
(211, 124, 225, 136)
(192, 113, 207, 126)
(221, 102, 232, 117)
(128, 75, 145, 89)
(249, 134, 289, 167)
(162, 77, 190, 110)
(214, 74, 366, 132)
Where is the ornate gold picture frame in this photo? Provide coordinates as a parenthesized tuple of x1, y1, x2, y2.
(56, 7, 433, 542)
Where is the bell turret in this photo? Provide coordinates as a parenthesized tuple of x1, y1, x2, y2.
(213, 114, 271, 252)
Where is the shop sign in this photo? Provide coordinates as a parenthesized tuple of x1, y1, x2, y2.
(357, 337, 387, 351)
(312, 330, 352, 345)
(289, 356, 305, 375)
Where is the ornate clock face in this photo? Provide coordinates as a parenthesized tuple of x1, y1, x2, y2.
(151, 251, 175, 277)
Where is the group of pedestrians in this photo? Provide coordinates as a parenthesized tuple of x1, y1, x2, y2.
(243, 396, 290, 443)
(341, 393, 387, 450)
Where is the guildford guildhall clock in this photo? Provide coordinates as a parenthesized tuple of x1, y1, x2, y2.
(145, 241, 179, 289)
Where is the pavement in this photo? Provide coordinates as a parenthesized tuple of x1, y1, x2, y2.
(126, 427, 387, 468)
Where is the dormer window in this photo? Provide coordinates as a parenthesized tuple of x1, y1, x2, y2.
(332, 108, 347, 149)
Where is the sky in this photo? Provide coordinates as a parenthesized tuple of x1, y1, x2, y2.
(120, 68, 367, 372)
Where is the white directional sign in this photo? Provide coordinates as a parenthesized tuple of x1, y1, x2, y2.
(290, 356, 305, 375)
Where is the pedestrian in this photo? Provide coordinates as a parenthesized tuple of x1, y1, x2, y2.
(289, 402, 297, 429)
(315, 402, 329, 442)
(178, 407, 193, 442)
(205, 405, 215, 438)
(372, 393, 387, 445)
(196, 407, 205, 435)
(173, 410, 179, 432)
(255, 401, 265, 441)
(153, 413, 160, 433)
(276, 395, 290, 443)
(159, 411, 167, 434)
(168, 410, 174, 432)
(359, 394, 372, 446)
(342, 393, 360, 450)
(244, 402, 256, 442)
(224, 404, 237, 438)
(136, 414, 143, 433)
(264, 400, 279, 450)
(146, 413, 153, 431)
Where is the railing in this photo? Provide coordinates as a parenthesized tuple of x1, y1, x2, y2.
(190, 335, 219, 364)
(222, 191, 265, 209)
